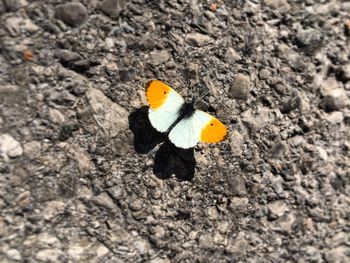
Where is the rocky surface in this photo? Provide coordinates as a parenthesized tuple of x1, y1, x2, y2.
(0, 0, 349, 262)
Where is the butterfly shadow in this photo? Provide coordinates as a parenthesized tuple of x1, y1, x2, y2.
(128, 106, 196, 181)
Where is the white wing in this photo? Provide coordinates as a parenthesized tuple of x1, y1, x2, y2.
(148, 89, 185, 132)
(168, 110, 212, 149)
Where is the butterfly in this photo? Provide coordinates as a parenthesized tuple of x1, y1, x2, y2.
(145, 80, 228, 149)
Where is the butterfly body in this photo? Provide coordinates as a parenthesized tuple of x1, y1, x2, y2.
(145, 80, 228, 149)
(167, 99, 196, 132)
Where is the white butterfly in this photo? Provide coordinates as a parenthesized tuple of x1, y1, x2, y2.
(145, 80, 228, 149)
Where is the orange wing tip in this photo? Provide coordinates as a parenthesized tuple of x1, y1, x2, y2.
(216, 125, 228, 142)
(220, 127, 229, 142)
(200, 118, 228, 143)
(145, 80, 171, 109)
(145, 79, 156, 91)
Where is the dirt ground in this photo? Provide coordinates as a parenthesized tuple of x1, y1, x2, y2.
(0, 0, 349, 262)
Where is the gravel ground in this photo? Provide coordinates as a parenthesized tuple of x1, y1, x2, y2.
(0, 0, 349, 262)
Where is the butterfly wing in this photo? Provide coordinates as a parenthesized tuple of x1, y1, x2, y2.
(169, 110, 228, 149)
(146, 80, 185, 133)
(168, 117, 200, 149)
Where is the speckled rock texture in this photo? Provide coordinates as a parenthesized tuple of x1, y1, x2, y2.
(0, 0, 349, 262)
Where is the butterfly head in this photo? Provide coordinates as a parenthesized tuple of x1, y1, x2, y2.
(189, 97, 196, 105)
(179, 100, 196, 120)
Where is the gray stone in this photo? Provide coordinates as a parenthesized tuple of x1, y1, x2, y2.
(259, 69, 270, 80)
(152, 225, 165, 239)
(0, 198, 6, 210)
(280, 94, 301, 114)
(270, 142, 287, 159)
(35, 248, 62, 262)
(99, 0, 126, 18)
(207, 206, 219, 221)
(48, 90, 76, 107)
(0, 134, 23, 160)
(218, 222, 229, 234)
(327, 232, 349, 247)
(198, 233, 214, 248)
(54, 3, 89, 27)
(183, 62, 199, 82)
(267, 200, 288, 219)
(5, 248, 22, 261)
(185, 33, 211, 47)
(244, 1, 259, 15)
(23, 233, 59, 248)
(304, 246, 323, 262)
(67, 243, 86, 260)
(96, 244, 110, 257)
(319, 77, 347, 109)
(296, 28, 323, 55)
(316, 146, 328, 161)
(340, 64, 350, 80)
(264, 0, 290, 12)
(275, 213, 296, 234)
(225, 232, 249, 255)
(320, 77, 350, 111)
(0, 1, 5, 14)
(229, 130, 244, 157)
(105, 37, 114, 48)
(23, 141, 41, 159)
(288, 135, 305, 147)
(150, 50, 171, 66)
(308, 207, 331, 222)
(66, 144, 93, 175)
(92, 192, 115, 209)
(48, 108, 65, 124)
(323, 88, 349, 111)
(325, 111, 344, 124)
(107, 186, 126, 200)
(6, 16, 39, 36)
(242, 106, 271, 131)
(341, 2, 350, 11)
(86, 88, 128, 138)
(38, 233, 60, 247)
(277, 43, 305, 71)
(213, 232, 225, 245)
(3, 0, 27, 12)
(271, 79, 289, 94)
(230, 197, 249, 209)
(188, 231, 198, 240)
(298, 91, 311, 112)
(42, 201, 66, 221)
(271, 178, 284, 196)
(129, 199, 143, 211)
(229, 174, 247, 196)
(228, 73, 251, 100)
(319, 75, 338, 94)
(0, 217, 6, 237)
(56, 50, 81, 63)
(119, 68, 136, 82)
(225, 47, 241, 63)
(325, 246, 348, 263)
(133, 239, 150, 255)
(149, 257, 170, 263)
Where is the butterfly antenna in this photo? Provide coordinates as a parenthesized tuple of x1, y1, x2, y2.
(188, 81, 195, 102)
(199, 91, 210, 101)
